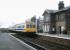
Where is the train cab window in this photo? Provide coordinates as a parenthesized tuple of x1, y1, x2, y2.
(33, 25, 35, 28)
(30, 24, 32, 28)
(27, 24, 30, 28)
(27, 24, 32, 28)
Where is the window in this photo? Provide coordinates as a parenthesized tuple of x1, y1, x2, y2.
(27, 24, 30, 28)
(61, 26, 65, 31)
(27, 24, 32, 28)
(46, 17, 49, 21)
(56, 15, 60, 21)
(21, 25, 24, 28)
(44, 14, 50, 22)
(60, 14, 65, 21)
(17, 26, 21, 28)
(46, 25, 49, 32)
(33, 25, 35, 28)
(56, 13, 65, 21)
(30, 24, 32, 28)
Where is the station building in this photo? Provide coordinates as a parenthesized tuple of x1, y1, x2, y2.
(43, 1, 70, 34)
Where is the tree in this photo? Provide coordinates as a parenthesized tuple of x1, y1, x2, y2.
(31, 16, 36, 23)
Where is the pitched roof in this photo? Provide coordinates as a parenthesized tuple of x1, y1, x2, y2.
(43, 6, 70, 16)
(55, 6, 70, 13)
(43, 9, 57, 16)
(45, 9, 57, 13)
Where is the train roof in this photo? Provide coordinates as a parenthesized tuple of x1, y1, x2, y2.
(26, 21, 35, 25)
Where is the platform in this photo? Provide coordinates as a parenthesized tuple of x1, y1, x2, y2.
(37, 33, 70, 46)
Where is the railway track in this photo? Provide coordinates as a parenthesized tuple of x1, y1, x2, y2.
(13, 34, 70, 50)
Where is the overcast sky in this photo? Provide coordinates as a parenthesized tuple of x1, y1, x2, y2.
(0, 0, 70, 28)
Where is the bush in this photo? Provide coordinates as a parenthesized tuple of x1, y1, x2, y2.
(50, 31, 56, 34)
(38, 29, 43, 33)
(63, 30, 67, 34)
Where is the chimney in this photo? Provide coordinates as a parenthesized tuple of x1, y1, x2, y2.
(58, 1, 64, 10)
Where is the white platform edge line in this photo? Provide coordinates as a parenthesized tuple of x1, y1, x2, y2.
(38, 34, 70, 40)
(8, 33, 36, 50)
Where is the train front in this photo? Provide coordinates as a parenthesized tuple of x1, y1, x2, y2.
(25, 21, 37, 37)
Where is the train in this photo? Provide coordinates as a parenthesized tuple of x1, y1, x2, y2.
(9, 21, 38, 37)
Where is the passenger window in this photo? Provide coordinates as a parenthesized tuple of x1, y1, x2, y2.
(21, 25, 24, 28)
(17, 26, 21, 28)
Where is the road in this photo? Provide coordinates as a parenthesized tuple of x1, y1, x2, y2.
(0, 33, 36, 50)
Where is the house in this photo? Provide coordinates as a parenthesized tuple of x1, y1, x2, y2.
(38, 17, 43, 32)
(43, 9, 56, 33)
(55, 1, 70, 34)
(43, 1, 70, 34)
